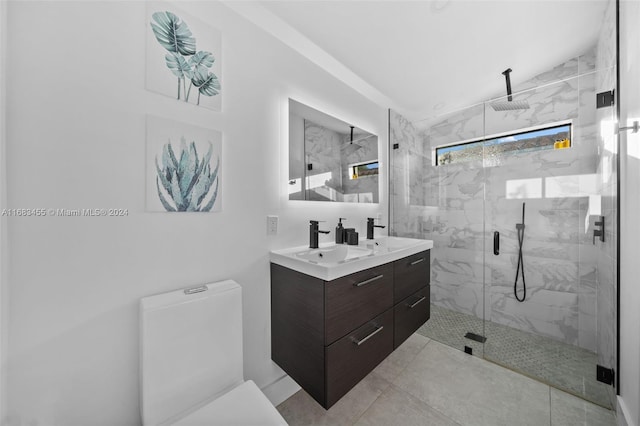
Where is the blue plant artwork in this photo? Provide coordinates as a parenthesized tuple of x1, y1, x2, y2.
(155, 138, 219, 212)
(150, 11, 220, 105)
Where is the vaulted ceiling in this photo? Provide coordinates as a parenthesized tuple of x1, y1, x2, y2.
(233, 1, 608, 122)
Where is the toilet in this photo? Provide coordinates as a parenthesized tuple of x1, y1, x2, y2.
(139, 279, 288, 425)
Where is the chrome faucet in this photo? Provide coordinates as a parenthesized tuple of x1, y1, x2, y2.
(367, 217, 386, 240)
(309, 220, 330, 248)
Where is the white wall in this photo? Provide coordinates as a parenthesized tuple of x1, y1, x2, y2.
(0, 0, 7, 422)
(619, 1, 640, 424)
(3, 2, 386, 425)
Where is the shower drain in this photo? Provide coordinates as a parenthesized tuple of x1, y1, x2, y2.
(464, 332, 487, 343)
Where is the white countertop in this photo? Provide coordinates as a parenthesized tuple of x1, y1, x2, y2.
(270, 236, 433, 281)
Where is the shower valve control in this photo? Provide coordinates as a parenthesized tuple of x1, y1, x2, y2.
(593, 216, 605, 244)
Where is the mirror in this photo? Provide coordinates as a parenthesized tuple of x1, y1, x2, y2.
(288, 99, 379, 202)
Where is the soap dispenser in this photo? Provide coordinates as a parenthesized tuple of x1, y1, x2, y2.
(335, 217, 347, 244)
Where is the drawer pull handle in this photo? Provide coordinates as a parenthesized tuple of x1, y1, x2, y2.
(354, 274, 384, 287)
(352, 325, 384, 346)
(408, 296, 427, 309)
(410, 258, 425, 266)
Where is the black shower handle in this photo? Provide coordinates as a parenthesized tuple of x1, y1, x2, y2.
(493, 231, 500, 255)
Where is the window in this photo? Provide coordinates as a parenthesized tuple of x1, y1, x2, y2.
(435, 122, 572, 166)
(349, 161, 379, 179)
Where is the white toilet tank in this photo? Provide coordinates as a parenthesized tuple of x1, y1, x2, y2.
(140, 280, 245, 425)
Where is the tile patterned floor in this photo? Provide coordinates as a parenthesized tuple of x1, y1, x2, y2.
(276, 334, 616, 426)
(417, 304, 613, 408)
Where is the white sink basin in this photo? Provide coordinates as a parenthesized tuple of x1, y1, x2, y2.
(361, 236, 427, 253)
(270, 236, 433, 281)
(295, 244, 373, 264)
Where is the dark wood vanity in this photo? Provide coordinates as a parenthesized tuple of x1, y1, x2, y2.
(271, 250, 430, 408)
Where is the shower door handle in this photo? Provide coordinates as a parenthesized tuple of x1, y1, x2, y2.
(493, 231, 500, 255)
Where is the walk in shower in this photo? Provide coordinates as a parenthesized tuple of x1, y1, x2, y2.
(389, 5, 617, 409)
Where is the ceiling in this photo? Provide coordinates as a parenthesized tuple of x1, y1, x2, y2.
(244, 0, 608, 123)
(290, 99, 373, 136)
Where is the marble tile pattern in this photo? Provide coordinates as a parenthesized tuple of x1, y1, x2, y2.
(304, 119, 345, 200)
(277, 334, 617, 426)
(340, 132, 379, 203)
(304, 120, 380, 202)
(389, 44, 616, 356)
(389, 109, 434, 236)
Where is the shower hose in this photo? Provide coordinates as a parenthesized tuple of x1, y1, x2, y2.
(514, 202, 526, 302)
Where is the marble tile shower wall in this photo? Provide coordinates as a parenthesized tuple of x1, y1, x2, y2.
(304, 120, 379, 202)
(389, 109, 434, 235)
(594, 0, 617, 408)
(390, 47, 614, 351)
(340, 133, 379, 203)
(305, 120, 344, 200)
(483, 69, 601, 350)
(423, 105, 486, 321)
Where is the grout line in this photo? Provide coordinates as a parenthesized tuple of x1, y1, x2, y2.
(380, 335, 432, 390)
(389, 381, 464, 426)
(386, 338, 466, 425)
(391, 337, 432, 380)
(349, 384, 387, 426)
(350, 337, 435, 425)
(549, 385, 553, 426)
(349, 335, 434, 425)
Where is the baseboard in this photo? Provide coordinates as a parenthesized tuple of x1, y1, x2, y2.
(618, 396, 636, 426)
(261, 374, 300, 407)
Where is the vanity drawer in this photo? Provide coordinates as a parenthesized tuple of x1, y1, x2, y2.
(393, 250, 430, 303)
(394, 286, 430, 349)
(325, 262, 393, 344)
(325, 309, 393, 407)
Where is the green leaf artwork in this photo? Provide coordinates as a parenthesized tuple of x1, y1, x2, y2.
(191, 67, 221, 105)
(150, 11, 220, 103)
(155, 138, 219, 212)
(189, 51, 215, 70)
(150, 11, 196, 55)
(165, 52, 193, 100)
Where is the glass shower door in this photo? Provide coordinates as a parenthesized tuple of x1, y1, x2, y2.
(481, 74, 617, 408)
(388, 60, 617, 410)
(393, 104, 489, 360)
(389, 31, 617, 411)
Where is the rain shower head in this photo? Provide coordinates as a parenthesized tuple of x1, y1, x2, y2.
(341, 143, 362, 156)
(342, 126, 362, 155)
(490, 68, 530, 111)
(491, 100, 530, 111)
